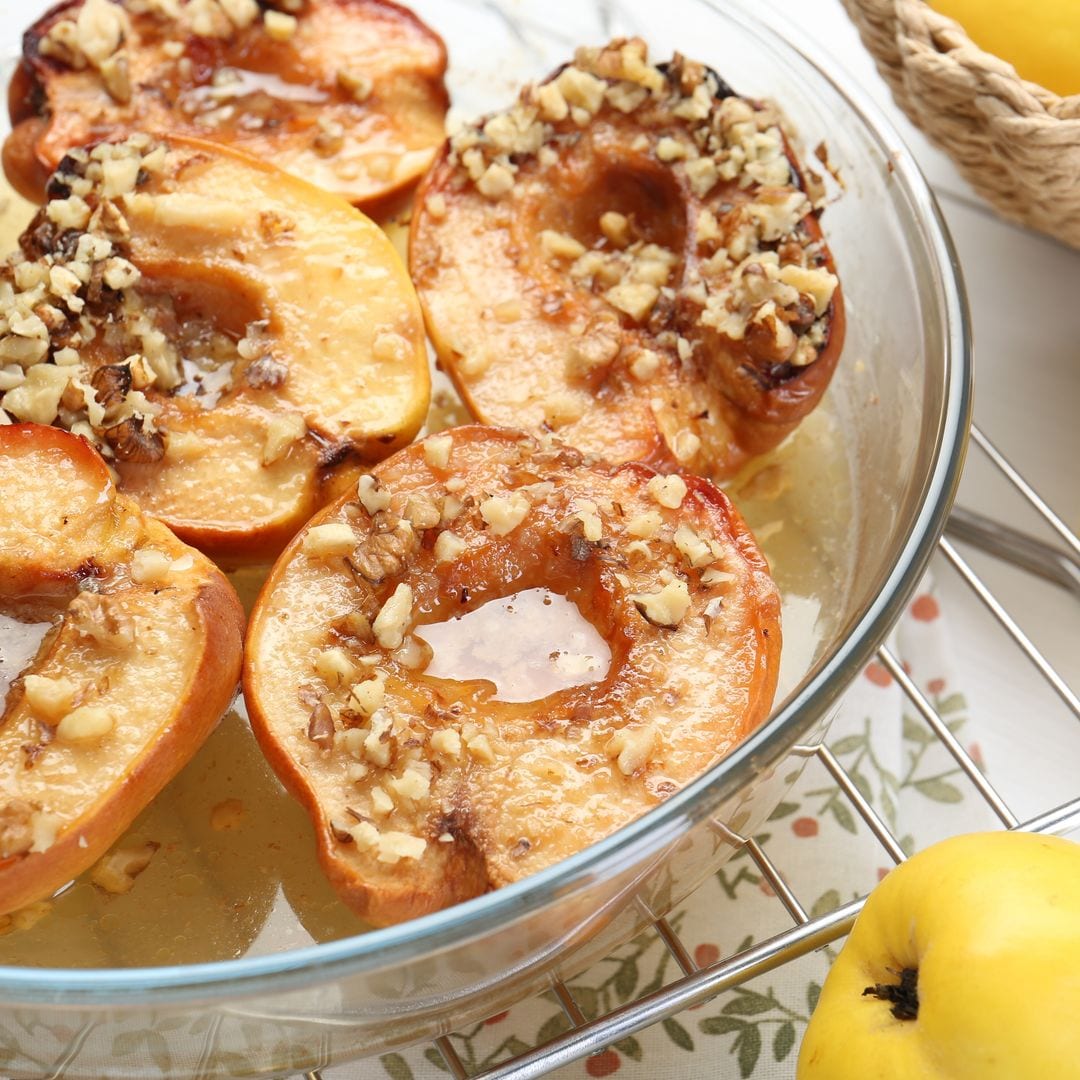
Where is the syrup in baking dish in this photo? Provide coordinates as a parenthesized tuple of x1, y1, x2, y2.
(0, 401, 852, 966)
(418, 588, 611, 702)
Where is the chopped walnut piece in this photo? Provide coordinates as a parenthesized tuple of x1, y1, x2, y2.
(245, 355, 288, 389)
(0, 800, 37, 859)
(348, 675, 385, 716)
(646, 474, 687, 509)
(104, 416, 165, 463)
(433, 530, 467, 564)
(376, 831, 426, 864)
(262, 412, 306, 466)
(314, 646, 357, 687)
(263, 9, 297, 40)
(303, 523, 357, 558)
(673, 524, 713, 568)
(349, 519, 417, 583)
(338, 67, 373, 102)
(373, 584, 413, 650)
(90, 841, 160, 894)
(307, 703, 335, 749)
(606, 722, 660, 775)
(630, 578, 691, 627)
(56, 704, 114, 743)
(430, 728, 462, 756)
(479, 492, 530, 536)
(357, 474, 391, 515)
(540, 230, 586, 261)
(22, 675, 78, 721)
(68, 591, 135, 649)
(625, 510, 663, 538)
(423, 434, 453, 469)
(131, 548, 171, 584)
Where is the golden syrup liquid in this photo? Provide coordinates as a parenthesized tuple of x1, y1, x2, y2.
(0, 177, 854, 965)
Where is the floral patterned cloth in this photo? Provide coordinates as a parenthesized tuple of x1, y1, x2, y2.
(344, 575, 993, 1080)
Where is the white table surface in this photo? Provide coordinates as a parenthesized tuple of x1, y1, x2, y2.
(778, 0, 1080, 831)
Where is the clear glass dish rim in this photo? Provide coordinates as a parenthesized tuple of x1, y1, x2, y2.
(0, 0, 972, 1006)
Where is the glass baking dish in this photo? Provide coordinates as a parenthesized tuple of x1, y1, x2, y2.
(0, 0, 970, 1075)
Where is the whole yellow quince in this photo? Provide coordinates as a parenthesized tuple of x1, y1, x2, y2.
(932, 0, 1080, 97)
(798, 831, 1080, 1079)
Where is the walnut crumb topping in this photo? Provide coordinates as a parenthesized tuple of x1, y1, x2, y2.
(442, 37, 837, 377)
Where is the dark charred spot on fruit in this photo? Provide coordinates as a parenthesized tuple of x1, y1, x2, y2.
(570, 534, 595, 562)
(316, 440, 353, 471)
(656, 56, 737, 101)
(863, 966, 919, 1021)
(45, 174, 72, 200)
(18, 209, 59, 261)
(433, 807, 471, 845)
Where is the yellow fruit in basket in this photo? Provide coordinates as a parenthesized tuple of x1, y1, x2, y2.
(931, 0, 1080, 97)
(797, 831, 1080, 1079)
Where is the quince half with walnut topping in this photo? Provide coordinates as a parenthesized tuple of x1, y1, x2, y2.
(4, 0, 449, 211)
(0, 423, 244, 917)
(410, 39, 844, 481)
(0, 133, 430, 562)
(244, 425, 780, 926)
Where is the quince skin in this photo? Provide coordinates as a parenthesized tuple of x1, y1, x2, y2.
(798, 831, 1080, 1079)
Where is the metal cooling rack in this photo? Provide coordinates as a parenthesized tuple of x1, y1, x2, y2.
(303, 421, 1079, 1080)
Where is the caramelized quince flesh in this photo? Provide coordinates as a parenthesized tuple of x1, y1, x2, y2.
(244, 426, 780, 925)
(0, 424, 244, 916)
(0, 135, 430, 563)
(5, 0, 449, 209)
(410, 43, 844, 480)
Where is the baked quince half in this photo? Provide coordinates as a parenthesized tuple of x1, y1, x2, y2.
(5, 0, 448, 210)
(410, 39, 845, 481)
(0, 423, 244, 916)
(244, 425, 781, 926)
(0, 133, 430, 562)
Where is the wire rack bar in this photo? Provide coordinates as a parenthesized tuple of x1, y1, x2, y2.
(744, 839, 809, 923)
(477, 899, 863, 1080)
(435, 1036, 470, 1080)
(550, 978, 588, 1027)
(937, 536, 1079, 716)
(875, 646, 1019, 827)
(816, 746, 907, 862)
(970, 425, 1080, 559)
(653, 916, 697, 976)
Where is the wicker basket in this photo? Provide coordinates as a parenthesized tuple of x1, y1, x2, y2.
(841, 0, 1080, 248)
